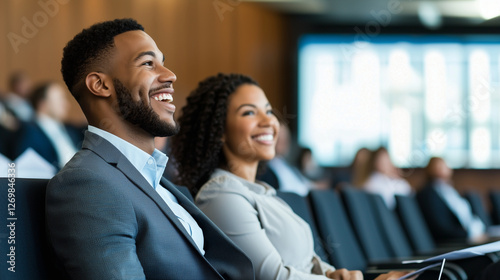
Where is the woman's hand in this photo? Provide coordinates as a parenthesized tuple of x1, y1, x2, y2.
(326, 269, 417, 280)
(326, 268, 363, 280)
(373, 271, 418, 280)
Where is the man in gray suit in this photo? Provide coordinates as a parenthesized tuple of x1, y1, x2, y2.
(46, 18, 254, 279)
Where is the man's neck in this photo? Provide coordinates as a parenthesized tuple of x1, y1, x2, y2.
(92, 121, 155, 155)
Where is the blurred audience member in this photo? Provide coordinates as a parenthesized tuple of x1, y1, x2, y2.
(350, 147, 371, 187)
(359, 147, 412, 209)
(0, 89, 19, 130)
(297, 147, 330, 189)
(4, 71, 34, 122)
(417, 157, 487, 244)
(0, 89, 21, 159)
(330, 147, 371, 190)
(15, 82, 81, 169)
(258, 122, 316, 196)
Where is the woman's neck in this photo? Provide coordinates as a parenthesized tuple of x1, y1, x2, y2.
(223, 160, 258, 182)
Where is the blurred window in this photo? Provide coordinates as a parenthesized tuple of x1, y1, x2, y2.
(298, 35, 500, 168)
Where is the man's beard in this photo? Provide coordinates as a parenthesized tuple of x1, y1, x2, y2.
(114, 78, 179, 137)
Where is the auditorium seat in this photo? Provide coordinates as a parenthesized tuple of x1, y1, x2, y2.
(176, 185, 194, 202)
(308, 189, 367, 270)
(369, 193, 414, 259)
(276, 190, 329, 262)
(490, 191, 500, 225)
(395, 194, 438, 255)
(308, 189, 464, 280)
(340, 187, 394, 262)
(465, 191, 493, 227)
(0, 178, 58, 280)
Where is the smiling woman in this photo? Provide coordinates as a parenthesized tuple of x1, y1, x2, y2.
(221, 83, 278, 181)
(172, 73, 388, 280)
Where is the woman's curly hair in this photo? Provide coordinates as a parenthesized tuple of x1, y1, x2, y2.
(170, 73, 258, 193)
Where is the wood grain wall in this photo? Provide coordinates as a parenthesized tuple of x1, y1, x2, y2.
(3, 1, 498, 198)
(0, 0, 289, 125)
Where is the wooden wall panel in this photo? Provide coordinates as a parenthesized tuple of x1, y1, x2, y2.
(0, 0, 288, 125)
(0, 0, 8, 90)
(233, 3, 287, 111)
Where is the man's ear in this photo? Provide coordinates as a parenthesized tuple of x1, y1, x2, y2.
(85, 72, 112, 97)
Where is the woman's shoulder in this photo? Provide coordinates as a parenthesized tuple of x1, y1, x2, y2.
(204, 169, 247, 190)
(196, 169, 253, 200)
(196, 169, 272, 204)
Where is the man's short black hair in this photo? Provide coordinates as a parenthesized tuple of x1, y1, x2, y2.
(61, 18, 144, 99)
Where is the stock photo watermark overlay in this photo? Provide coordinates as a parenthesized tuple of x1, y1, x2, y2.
(6, 163, 16, 273)
(213, 0, 242, 21)
(7, 0, 70, 54)
(342, 0, 404, 59)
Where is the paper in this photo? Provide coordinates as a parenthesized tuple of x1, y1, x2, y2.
(402, 240, 500, 264)
(0, 148, 56, 178)
(396, 262, 442, 280)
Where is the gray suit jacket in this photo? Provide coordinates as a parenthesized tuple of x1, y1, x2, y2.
(46, 131, 254, 280)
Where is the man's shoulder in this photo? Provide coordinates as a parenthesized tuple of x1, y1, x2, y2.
(48, 149, 115, 189)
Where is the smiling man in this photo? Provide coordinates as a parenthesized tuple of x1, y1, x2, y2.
(45, 18, 254, 280)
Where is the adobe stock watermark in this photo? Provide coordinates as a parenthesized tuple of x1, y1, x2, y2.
(342, 0, 407, 60)
(7, 0, 70, 54)
(273, 106, 297, 125)
(213, 0, 242, 22)
(6, 163, 16, 273)
(399, 74, 494, 177)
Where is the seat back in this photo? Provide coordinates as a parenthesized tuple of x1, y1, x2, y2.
(489, 191, 500, 225)
(465, 191, 492, 227)
(341, 187, 393, 262)
(276, 191, 329, 262)
(176, 185, 195, 202)
(368, 193, 414, 258)
(308, 189, 367, 271)
(0, 178, 58, 280)
(394, 195, 436, 255)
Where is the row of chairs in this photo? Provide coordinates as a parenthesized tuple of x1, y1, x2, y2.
(277, 187, 500, 280)
(470, 190, 500, 226)
(1, 177, 498, 279)
(0, 178, 56, 280)
(0, 177, 195, 280)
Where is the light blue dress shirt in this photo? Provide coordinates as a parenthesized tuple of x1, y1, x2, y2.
(88, 126, 205, 255)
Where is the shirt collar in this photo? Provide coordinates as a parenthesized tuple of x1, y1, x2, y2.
(37, 114, 62, 131)
(87, 125, 168, 189)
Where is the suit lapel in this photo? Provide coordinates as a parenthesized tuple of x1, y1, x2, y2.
(161, 179, 255, 278)
(82, 131, 203, 255)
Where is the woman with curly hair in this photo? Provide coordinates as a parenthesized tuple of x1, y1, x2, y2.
(171, 73, 411, 280)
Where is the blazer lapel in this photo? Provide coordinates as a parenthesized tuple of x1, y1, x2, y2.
(161, 179, 255, 278)
(81, 131, 203, 254)
(160, 179, 211, 225)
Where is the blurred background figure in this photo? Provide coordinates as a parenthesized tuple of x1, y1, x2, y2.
(0, 88, 21, 159)
(417, 157, 487, 244)
(358, 147, 412, 209)
(349, 147, 372, 188)
(4, 71, 34, 122)
(328, 147, 371, 190)
(14, 82, 82, 170)
(258, 121, 320, 196)
(296, 146, 330, 189)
